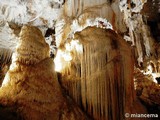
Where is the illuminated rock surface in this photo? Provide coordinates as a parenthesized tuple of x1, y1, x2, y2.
(0, 0, 159, 120)
(0, 26, 89, 120)
(56, 26, 149, 120)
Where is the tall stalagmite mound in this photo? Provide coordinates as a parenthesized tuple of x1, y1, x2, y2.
(0, 25, 88, 120)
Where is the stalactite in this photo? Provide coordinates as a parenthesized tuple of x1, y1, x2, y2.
(141, 24, 155, 57)
(0, 48, 12, 65)
(119, 0, 156, 65)
(0, 22, 17, 51)
(56, 0, 127, 48)
(0, 48, 12, 85)
(57, 26, 135, 120)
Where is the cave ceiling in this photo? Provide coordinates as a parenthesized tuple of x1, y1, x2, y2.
(0, 0, 159, 48)
(0, 1, 160, 74)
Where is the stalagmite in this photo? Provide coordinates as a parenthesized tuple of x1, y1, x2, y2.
(134, 68, 160, 114)
(0, 25, 89, 120)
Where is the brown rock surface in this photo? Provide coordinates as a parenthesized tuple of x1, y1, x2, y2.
(57, 26, 147, 120)
(0, 25, 88, 120)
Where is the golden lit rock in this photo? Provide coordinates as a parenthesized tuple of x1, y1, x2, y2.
(0, 26, 88, 120)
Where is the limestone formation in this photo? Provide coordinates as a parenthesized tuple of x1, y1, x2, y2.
(0, 0, 159, 120)
(0, 25, 88, 120)
(55, 26, 147, 120)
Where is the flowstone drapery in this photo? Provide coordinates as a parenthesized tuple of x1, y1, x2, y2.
(57, 26, 138, 120)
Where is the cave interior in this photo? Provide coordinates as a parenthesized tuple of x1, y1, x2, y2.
(0, 0, 160, 120)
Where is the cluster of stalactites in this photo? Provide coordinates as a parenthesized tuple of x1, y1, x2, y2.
(119, 0, 156, 66)
(0, 48, 12, 65)
(55, 0, 128, 48)
(0, 0, 65, 27)
(56, 27, 134, 120)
